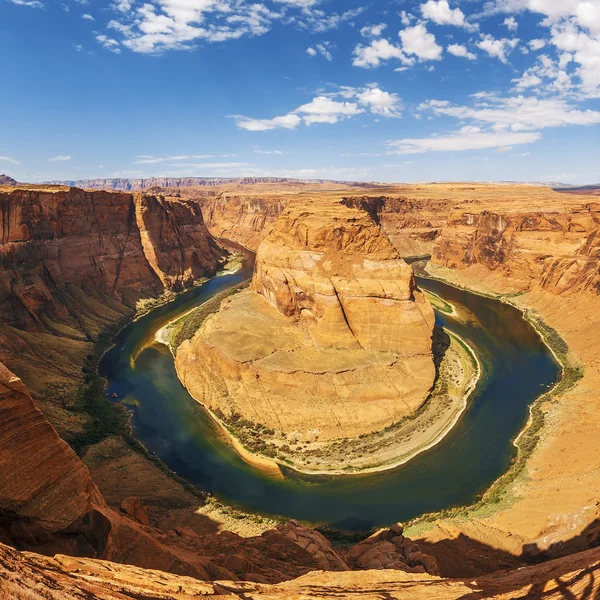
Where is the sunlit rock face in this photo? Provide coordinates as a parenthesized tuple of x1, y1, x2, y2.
(176, 200, 435, 443)
(252, 200, 435, 355)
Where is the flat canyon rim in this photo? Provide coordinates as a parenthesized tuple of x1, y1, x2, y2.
(100, 251, 560, 531)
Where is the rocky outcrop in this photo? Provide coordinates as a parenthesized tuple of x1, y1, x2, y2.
(176, 199, 435, 446)
(0, 186, 226, 402)
(0, 174, 17, 186)
(2, 539, 600, 599)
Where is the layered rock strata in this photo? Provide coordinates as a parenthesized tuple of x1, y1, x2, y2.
(0, 185, 226, 404)
(176, 200, 435, 444)
(2, 538, 600, 599)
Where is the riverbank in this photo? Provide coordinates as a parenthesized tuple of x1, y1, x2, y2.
(404, 261, 600, 576)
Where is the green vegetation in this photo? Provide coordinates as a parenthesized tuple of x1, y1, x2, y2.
(165, 282, 250, 352)
(66, 320, 131, 454)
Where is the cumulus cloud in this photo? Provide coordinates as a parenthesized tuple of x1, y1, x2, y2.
(482, 0, 600, 95)
(360, 23, 387, 38)
(476, 34, 519, 63)
(82, 13, 94, 20)
(529, 38, 547, 50)
(233, 85, 401, 130)
(352, 38, 414, 68)
(400, 24, 443, 61)
(503, 16, 518, 31)
(49, 155, 72, 161)
(420, 0, 477, 30)
(447, 43, 477, 59)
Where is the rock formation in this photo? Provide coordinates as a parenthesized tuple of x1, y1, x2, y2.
(0, 174, 17, 186)
(176, 199, 435, 445)
(2, 538, 600, 599)
(0, 185, 226, 404)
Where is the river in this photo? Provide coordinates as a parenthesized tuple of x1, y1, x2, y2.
(100, 249, 559, 530)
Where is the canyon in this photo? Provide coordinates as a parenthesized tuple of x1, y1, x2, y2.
(2, 178, 600, 597)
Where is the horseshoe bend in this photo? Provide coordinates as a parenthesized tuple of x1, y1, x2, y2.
(2, 177, 600, 598)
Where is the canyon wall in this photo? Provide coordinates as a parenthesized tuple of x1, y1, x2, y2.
(176, 199, 435, 444)
(200, 193, 287, 249)
(431, 205, 600, 294)
(0, 185, 226, 406)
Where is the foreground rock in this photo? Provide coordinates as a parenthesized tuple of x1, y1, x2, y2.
(176, 200, 435, 453)
(2, 539, 600, 599)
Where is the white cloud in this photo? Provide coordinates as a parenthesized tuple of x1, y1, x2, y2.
(529, 38, 547, 50)
(476, 34, 519, 63)
(7, 0, 42, 7)
(503, 16, 518, 31)
(134, 154, 236, 164)
(234, 85, 401, 130)
(292, 6, 365, 34)
(482, 0, 600, 95)
(0, 156, 20, 165)
(495, 145, 513, 152)
(511, 71, 542, 89)
(400, 24, 443, 61)
(420, 0, 476, 30)
(352, 38, 414, 68)
(360, 23, 387, 38)
(356, 87, 402, 117)
(294, 96, 361, 125)
(254, 149, 284, 154)
(388, 129, 541, 154)
(420, 95, 600, 131)
(96, 34, 121, 54)
(104, 2, 283, 54)
(307, 41, 333, 61)
(236, 114, 302, 131)
(49, 155, 72, 162)
(82, 13, 94, 20)
(447, 43, 477, 59)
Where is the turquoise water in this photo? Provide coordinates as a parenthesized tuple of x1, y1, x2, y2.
(101, 251, 559, 530)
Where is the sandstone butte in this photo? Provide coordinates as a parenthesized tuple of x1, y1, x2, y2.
(2, 179, 600, 597)
(175, 199, 436, 446)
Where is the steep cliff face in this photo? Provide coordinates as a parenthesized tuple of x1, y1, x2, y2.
(0, 186, 226, 403)
(432, 207, 600, 293)
(176, 200, 435, 445)
(134, 193, 225, 290)
(200, 193, 286, 249)
(341, 195, 450, 257)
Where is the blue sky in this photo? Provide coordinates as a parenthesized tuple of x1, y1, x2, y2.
(2, 0, 599, 184)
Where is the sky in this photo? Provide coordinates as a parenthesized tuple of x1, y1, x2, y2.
(1, 0, 600, 185)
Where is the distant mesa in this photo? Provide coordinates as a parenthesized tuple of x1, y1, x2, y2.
(44, 176, 378, 191)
